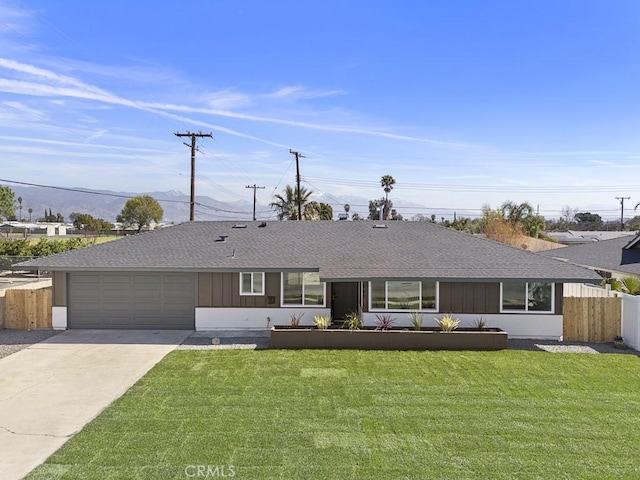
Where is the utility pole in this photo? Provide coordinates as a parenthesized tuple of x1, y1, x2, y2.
(174, 131, 213, 221)
(289, 149, 305, 220)
(246, 184, 265, 221)
(616, 196, 630, 231)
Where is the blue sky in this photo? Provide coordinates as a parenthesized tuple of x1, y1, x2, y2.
(1, 0, 640, 220)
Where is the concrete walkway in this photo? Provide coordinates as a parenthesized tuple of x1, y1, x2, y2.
(0, 329, 191, 480)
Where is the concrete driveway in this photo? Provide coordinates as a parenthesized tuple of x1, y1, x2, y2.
(0, 329, 191, 480)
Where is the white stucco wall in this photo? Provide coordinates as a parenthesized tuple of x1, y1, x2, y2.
(195, 307, 331, 331)
(362, 312, 563, 339)
(52, 306, 67, 330)
(195, 307, 561, 338)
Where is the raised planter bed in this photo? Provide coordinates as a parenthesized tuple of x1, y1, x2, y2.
(270, 326, 507, 351)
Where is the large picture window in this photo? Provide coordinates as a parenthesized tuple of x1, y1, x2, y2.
(282, 272, 326, 307)
(501, 282, 554, 313)
(240, 272, 264, 296)
(369, 280, 438, 311)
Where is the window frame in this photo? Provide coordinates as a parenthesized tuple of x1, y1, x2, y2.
(280, 272, 327, 307)
(239, 272, 265, 296)
(500, 282, 555, 314)
(368, 280, 439, 312)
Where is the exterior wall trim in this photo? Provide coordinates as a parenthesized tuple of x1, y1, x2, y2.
(196, 307, 331, 331)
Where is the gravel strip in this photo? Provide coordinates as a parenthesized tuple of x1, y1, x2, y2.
(509, 338, 638, 355)
(178, 334, 269, 350)
(0, 329, 59, 359)
(179, 332, 639, 354)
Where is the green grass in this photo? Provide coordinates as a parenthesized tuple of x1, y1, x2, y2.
(27, 350, 640, 479)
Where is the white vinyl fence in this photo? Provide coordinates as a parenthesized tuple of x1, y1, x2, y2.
(563, 283, 620, 298)
(621, 294, 640, 351)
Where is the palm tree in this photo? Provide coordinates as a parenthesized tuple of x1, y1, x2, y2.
(500, 201, 533, 225)
(28, 208, 33, 222)
(270, 185, 312, 220)
(380, 175, 396, 220)
(17, 197, 22, 221)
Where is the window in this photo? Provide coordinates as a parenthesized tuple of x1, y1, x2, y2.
(369, 281, 438, 311)
(240, 272, 264, 296)
(281, 272, 326, 306)
(501, 282, 554, 313)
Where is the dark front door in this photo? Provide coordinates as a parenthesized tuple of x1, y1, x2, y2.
(331, 282, 359, 320)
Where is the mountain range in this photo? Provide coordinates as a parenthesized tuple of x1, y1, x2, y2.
(4, 185, 437, 224)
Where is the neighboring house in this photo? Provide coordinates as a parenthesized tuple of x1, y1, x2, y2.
(540, 234, 640, 280)
(16, 221, 600, 339)
(547, 230, 633, 246)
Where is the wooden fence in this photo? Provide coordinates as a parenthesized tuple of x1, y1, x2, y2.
(563, 296, 621, 342)
(2, 288, 52, 329)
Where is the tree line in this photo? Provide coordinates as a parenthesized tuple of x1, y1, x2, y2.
(0, 186, 164, 233)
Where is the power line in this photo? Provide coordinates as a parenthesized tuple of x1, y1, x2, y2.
(303, 175, 640, 194)
(258, 154, 297, 220)
(174, 131, 213, 221)
(0, 178, 188, 203)
(245, 184, 265, 221)
(0, 177, 252, 216)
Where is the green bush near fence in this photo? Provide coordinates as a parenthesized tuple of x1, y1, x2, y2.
(0, 238, 94, 270)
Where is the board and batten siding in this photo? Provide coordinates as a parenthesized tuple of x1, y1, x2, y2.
(439, 282, 500, 313)
(440, 282, 563, 314)
(198, 272, 281, 308)
(362, 281, 564, 315)
(198, 272, 333, 308)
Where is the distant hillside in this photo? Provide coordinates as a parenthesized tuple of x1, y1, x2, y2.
(3, 185, 255, 223)
(3, 184, 451, 223)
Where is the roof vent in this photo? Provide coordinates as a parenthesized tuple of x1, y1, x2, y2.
(232, 224, 247, 229)
(258, 222, 267, 228)
(373, 224, 388, 229)
(215, 235, 228, 242)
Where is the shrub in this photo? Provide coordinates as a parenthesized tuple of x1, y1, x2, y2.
(290, 312, 304, 327)
(473, 317, 487, 330)
(0, 237, 93, 257)
(375, 314, 396, 330)
(437, 314, 460, 333)
(343, 311, 362, 331)
(314, 315, 331, 330)
(408, 311, 423, 331)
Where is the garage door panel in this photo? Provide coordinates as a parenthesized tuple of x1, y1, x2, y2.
(68, 272, 195, 329)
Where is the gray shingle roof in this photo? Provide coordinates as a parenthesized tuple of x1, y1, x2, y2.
(16, 221, 601, 282)
(539, 234, 640, 277)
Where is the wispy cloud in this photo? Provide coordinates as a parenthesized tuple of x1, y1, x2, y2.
(0, 57, 474, 148)
(85, 129, 108, 142)
(2, 100, 47, 120)
(0, 135, 169, 153)
(204, 89, 253, 109)
(0, 3, 35, 38)
(266, 86, 346, 100)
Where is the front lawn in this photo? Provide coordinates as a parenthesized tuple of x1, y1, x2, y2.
(28, 349, 640, 479)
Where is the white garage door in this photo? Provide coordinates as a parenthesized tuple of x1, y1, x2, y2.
(68, 272, 196, 329)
